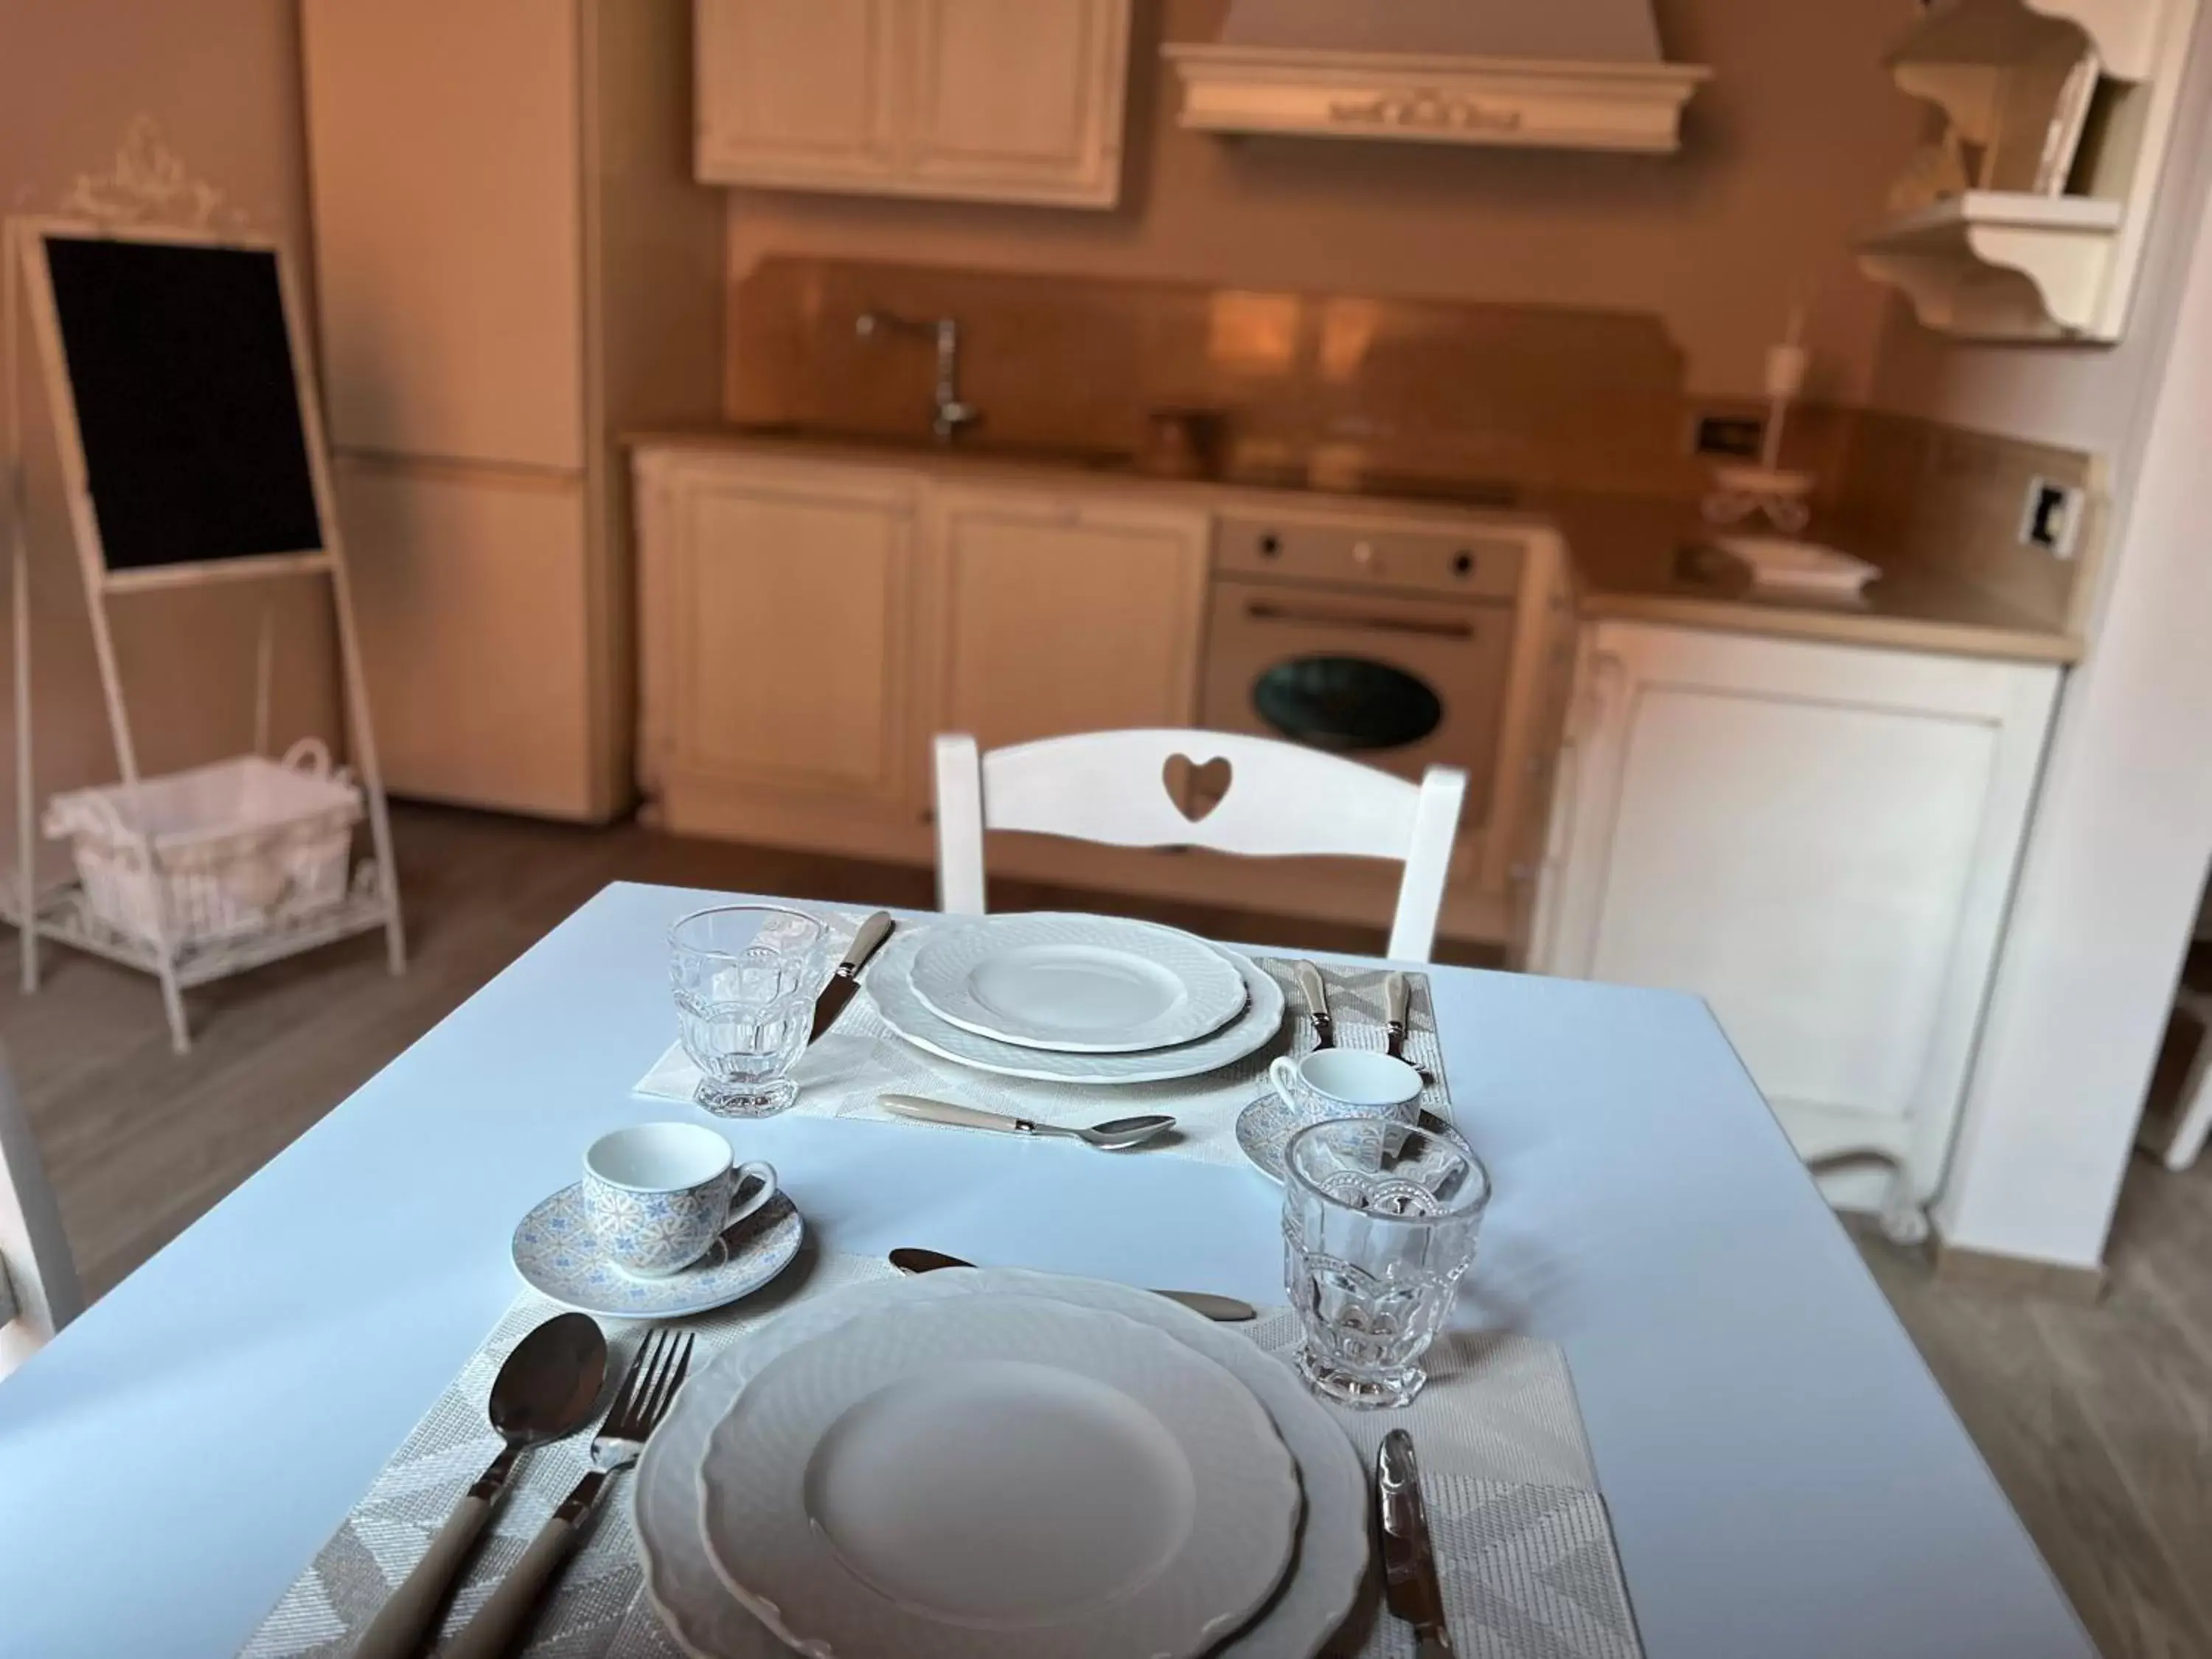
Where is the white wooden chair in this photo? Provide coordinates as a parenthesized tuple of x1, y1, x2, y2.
(0, 1049, 82, 1380)
(933, 729, 1468, 962)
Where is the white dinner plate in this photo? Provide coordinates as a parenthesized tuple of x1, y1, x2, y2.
(866, 925, 1284, 1085)
(909, 913, 1248, 1052)
(634, 1269, 1368, 1659)
(698, 1295, 1301, 1659)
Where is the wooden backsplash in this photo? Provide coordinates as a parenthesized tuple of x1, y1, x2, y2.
(726, 254, 1855, 501)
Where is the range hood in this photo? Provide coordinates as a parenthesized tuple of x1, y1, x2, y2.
(1164, 0, 1711, 154)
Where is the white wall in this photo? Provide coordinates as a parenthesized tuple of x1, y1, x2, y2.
(1924, 15, 2212, 1268)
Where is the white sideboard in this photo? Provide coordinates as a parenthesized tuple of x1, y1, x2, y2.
(1530, 618, 2062, 1233)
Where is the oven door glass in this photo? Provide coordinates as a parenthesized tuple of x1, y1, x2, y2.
(1251, 655, 1443, 752)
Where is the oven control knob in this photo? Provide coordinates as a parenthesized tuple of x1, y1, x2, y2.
(1352, 540, 1375, 566)
(1259, 532, 1281, 557)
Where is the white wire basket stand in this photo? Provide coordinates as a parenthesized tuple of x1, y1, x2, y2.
(43, 738, 364, 953)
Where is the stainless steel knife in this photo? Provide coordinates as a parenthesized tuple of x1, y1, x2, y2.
(889, 1246, 1257, 1322)
(808, 911, 894, 1046)
(1385, 970, 1411, 1064)
(1378, 1428, 1456, 1658)
(1293, 959, 1334, 1048)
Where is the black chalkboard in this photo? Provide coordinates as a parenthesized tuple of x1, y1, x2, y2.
(42, 234, 324, 574)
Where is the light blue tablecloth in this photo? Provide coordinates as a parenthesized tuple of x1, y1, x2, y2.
(0, 882, 2092, 1658)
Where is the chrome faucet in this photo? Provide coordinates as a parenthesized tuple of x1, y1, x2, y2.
(855, 309, 980, 443)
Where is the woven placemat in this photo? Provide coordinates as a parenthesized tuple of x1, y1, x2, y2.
(243, 1249, 1640, 1659)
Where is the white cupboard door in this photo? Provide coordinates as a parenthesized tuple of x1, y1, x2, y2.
(925, 487, 1209, 754)
(303, 0, 585, 470)
(904, 0, 1130, 206)
(660, 459, 919, 804)
(695, 0, 901, 189)
(335, 458, 596, 818)
(1534, 622, 2059, 1197)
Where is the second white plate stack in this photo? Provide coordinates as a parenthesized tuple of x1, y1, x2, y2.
(862, 913, 1286, 1086)
(634, 1267, 1370, 1658)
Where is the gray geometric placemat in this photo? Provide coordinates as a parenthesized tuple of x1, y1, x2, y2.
(243, 1281, 1643, 1659)
(637, 939, 1454, 1172)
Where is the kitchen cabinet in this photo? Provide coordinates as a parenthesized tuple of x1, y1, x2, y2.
(632, 439, 1562, 944)
(335, 457, 596, 815)
(304, 0, 724, 821)
(922, 485, 1211, 754)
(695, 0, 1131, 207)
(635, 452, 922, 814)
(1529, 619, 2061, 1234)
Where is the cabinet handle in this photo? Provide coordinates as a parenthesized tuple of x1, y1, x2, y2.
(1243, 601, 1475, 641)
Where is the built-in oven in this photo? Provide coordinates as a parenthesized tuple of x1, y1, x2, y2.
(1199, 512, 1529, 830)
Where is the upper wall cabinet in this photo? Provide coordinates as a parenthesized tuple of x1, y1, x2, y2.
(696, 0, 1132, 208)
(1857, 0, 2202, 341)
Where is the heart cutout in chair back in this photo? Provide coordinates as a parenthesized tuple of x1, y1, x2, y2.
(1162, 754, 1233, 824)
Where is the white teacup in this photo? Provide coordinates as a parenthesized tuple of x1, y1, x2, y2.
(1267, 1049, 1424, 1136)
(582, 1121, 776, 1278)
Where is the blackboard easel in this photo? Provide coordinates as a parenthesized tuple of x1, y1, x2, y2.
(3, 215, 406, 1051)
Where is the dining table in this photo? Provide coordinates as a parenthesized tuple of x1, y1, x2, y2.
(0, 880, 2092, 1659)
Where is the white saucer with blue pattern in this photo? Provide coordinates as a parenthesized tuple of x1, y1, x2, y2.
(1235, 1097, 1476, 1184)
(512, 1181, 803, 1318)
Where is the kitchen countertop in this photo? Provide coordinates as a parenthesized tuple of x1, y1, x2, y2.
(1540, 493, 2081, 666)
(627, 427, 2082, 667)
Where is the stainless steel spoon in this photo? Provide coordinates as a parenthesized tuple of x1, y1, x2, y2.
(889, 1246, 1256, 1322)
(880, 1093, 1175, 1150)
(352, 1313, 607, 1659)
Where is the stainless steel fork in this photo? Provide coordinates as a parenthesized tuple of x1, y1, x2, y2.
(445, 1328, 695, 1659)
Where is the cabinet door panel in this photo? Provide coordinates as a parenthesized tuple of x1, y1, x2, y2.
(931, 490, 1208, 753)
(1595, 686, 1997, 1115)
(335, 459, 594, 816)
(1535, 622, 2059, 1200)
(695, 0, 900, 186)
(669, 468, 917, 801)
(304, 0, 583, 468)
(905, 0, 1129, 204)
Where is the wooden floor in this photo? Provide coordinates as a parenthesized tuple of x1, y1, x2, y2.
(6, 802, 2208, 1659)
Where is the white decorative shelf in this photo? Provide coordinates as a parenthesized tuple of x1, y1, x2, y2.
(1162, 44, 1709, 154)
(1857, 0, 2199, 342)
(1857, 190, 2125, 338)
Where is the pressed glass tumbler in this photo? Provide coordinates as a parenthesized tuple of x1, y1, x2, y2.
(669, 905, 827, 1117)
(1282, 1120, 1491, 1408)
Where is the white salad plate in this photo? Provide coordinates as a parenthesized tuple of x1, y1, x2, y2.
(866, 924, 1284, 1085)
(908, 912, 1248, 1052)
(509, 1183, 801, 1318)
(633, 1268, 1369, 1659)
(698, 1295, 1301, 1659)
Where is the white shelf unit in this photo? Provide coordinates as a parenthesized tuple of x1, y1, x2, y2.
(1857, 0, 2201, 341)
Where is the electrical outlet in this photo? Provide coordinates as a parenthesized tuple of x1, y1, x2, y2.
(1692, 414, 1765, 459)
(2019, 476, 2084, 558)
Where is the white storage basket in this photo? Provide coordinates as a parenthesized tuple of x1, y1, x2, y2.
(43, 739, 364, 951)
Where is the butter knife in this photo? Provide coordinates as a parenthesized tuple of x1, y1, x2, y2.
(808, 911, 894, 1046)
(1293, 959, 1334, 1048)
(1379, 1429, 1456, 1658)
(1385, 970, 1411, 1064)
(890, 1246, 1257, 1322)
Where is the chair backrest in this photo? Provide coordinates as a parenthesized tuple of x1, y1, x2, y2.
(0, 1048, 82, 1379)
(933, 728, 1467, 961)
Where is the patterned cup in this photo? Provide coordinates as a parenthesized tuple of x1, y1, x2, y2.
(582, 1122, 776, 1278)
(1267, 1049, 1423, 1137)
